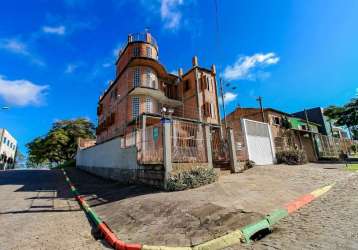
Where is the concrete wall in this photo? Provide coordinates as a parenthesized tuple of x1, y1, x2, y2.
(76, 137, 164, 187)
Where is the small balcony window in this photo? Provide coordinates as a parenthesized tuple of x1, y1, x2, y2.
(146, 46, 152, 58)
(133, 47, 140, 57)
(133, 67, 140, 88)
(145, 97, 152, 113)
(132, 96, 140, 119)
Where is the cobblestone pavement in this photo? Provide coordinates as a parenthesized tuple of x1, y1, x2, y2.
(229, 171, 358, 250)
(0, 169, 105, 250)
(66, 163, 352, 247)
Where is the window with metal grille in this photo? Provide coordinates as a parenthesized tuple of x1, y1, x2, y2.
(146, 46, 152, 58)
(133, 67, 140, 87)
(132, 96, 140, 118)
(133, 47, 140, 57)
(146, 68, 152, 87)
(145, 97, 152, 113)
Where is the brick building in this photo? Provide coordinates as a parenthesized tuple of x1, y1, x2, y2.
(225, 107, 320, 162)
(77, 31, 228, 187)
(96, 31, 221, 144)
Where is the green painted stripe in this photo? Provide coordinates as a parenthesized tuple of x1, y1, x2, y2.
(265, 209, 288, 226)
(88, 209, 102, 226)
(241, 219, 270, 243)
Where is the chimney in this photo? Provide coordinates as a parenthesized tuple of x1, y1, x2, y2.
(192, 56, 198, 67)
(128, 34, 133, 42)
(178, 68, 183, 77)
(211, 64, 216, 75)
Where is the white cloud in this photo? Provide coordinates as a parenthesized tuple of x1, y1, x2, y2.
(0, 38, 45, 66)
(0, 75, 48, 106)
(42, 25, 66, 35)
(223, 92, 237, 103)
(223, 52, 279, 81)
(65, 63, 79, 73)
(160, 0, 184, 29)
(102, 63, 112, 68)
(0, 38, 29, 55)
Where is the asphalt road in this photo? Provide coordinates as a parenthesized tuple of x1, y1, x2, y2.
(0, 169, 105, 250)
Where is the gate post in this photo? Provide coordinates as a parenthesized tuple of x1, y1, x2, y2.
(205, 125, 213, 168)
(162, 118, 172, 190)
(227, 128, 240, 173)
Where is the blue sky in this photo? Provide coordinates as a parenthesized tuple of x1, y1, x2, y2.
(0, 0, 357, 155)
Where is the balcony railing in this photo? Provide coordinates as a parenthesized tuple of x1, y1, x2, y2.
(117, 32, 158, 58)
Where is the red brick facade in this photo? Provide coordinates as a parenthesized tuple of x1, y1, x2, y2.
(96, 32, 221, 143)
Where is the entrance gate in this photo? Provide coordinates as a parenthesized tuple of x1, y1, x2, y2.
(242, 119, 276, 165)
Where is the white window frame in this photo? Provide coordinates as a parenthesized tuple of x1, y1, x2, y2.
(133, 67, 140, 87)
(132, 96, 140, 119)
(145, 97, 152, 113)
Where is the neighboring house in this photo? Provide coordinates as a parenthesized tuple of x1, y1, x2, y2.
(292, 107, 351, 139)
(225, 107, 320, 162)
(0, 128, 17, 170)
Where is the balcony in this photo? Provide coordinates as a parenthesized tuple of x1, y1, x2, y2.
(118, 32, 158, 58)
(129, 87, 182, 107)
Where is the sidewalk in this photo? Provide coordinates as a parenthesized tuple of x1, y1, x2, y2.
(65, 163, 349, 247)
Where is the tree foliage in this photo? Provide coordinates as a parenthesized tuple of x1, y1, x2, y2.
(26, 118, 95, 167)
(324, 98, 358, 139)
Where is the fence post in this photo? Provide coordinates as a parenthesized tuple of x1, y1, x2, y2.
(163, 118, 172, 190)
(227, 128, 240, 173)
(205, 125, 213, 168)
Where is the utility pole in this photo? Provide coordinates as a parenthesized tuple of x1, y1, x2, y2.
(219, 76, 227, 129)
(256, 96, 265, 122)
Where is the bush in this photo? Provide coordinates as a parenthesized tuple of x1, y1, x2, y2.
(55, 159, 76, 169)
(166, 166, 218, 191)
(276, 150, 308, 165)
(350, 144, 357, 153)
(245, 160, 255, 169)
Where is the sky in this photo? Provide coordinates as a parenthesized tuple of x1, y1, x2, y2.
(0, 0, 357, 155)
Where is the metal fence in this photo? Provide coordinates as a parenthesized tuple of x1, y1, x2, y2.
(314, 134, 358, 158)
(137, 122, 163, 164)
(211, 127, 230, 162)
(171, 120, 208, 163)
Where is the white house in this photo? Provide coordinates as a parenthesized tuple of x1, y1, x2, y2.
(0, 128, 17, 170)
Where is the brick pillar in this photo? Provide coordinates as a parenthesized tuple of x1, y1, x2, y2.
(227, 128, 240, 173)
(162, 118, 172, 190)
(205, 125, 213, 168)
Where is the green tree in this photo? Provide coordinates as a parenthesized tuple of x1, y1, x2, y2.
(324, 98, 358, 139)
(26, 118, 95, 167)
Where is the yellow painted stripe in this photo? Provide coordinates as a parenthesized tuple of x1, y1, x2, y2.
(192, 230, 244, 250)
(142, 230, 244, 250)
(310, 184, 334, 198)
(142, 245, 192, 250)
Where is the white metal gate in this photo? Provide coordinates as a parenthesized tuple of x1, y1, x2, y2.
(242, 119, 275, 165)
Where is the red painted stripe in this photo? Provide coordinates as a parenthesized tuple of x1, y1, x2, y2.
(284, 194, 315, 214)
(98, 223, 141, 250)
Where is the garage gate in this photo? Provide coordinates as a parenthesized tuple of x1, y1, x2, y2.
(242, 119, 276, 165)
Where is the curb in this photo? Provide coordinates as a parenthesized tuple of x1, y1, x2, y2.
(61, 168, 334, 250)
(61, 169, 142, 250)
